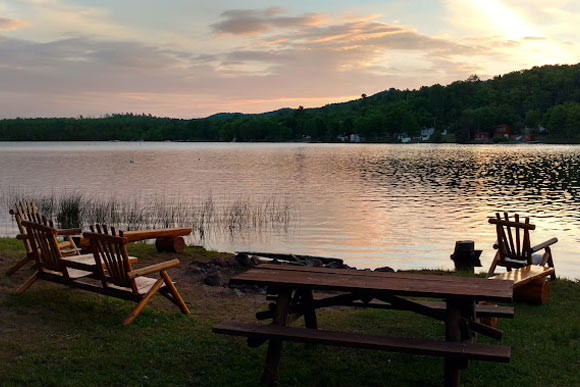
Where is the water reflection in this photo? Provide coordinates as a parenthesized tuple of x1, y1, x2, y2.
(0, 142, 579, 278)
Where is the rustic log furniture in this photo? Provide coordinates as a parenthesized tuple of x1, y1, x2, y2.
(83, 225, 191, 325)
(7, 200, 192, 276)
(17, 220, 189, 324)
(486, 213, 557, 304)
(213, 264, 514, 387)
(76, 227, 192, 253)
(6, 201, 80, 276)
(486, 212, 557, 279)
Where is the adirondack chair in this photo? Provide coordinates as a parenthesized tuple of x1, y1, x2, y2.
(83, 225, 190, 325)
(486, 213, 557, 279)
(6, 201, 80, 276)
(16, 219, 94, 294)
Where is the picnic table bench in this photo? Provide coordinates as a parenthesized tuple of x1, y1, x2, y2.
(214, 264, 514, 386)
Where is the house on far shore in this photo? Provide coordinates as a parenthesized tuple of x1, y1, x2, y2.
(474, 132, 490, 141)
(493, 124, 512, 138)
(395, 133, 412, 143)
(350, 134, 363, 143)
(420, 127, 435, 141)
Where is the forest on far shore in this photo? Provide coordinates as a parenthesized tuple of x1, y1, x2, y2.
(1, 63, 580, 143)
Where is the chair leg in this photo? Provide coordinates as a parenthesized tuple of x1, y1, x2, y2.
(6, 255, 33, 276)
(16, 271, 39, 293)
(486, 251, 500, 279)
(161, 271, 190, 315)
(544, 247, 556, 280)
(123, 278, 164, 325)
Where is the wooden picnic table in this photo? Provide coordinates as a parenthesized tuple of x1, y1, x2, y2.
(214, 264, 514, 386)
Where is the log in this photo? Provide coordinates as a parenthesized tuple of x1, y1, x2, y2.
(155, 237, 186, 253)
(514, 279, 550, 305)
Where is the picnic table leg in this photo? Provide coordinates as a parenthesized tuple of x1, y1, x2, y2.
(261, 289, 291, 386)
(300, 289, 318, 329)
(444, 298, 475, 387)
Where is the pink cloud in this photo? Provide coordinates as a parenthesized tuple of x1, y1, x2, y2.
(0, 17, 29, 31)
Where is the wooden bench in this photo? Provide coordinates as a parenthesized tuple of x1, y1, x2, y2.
(489, 265, 555, 304)
(214, 321, 511, 361)
(258, 296, 514, 320)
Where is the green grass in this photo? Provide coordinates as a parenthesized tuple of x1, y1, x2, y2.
(1, 238, 579, 386)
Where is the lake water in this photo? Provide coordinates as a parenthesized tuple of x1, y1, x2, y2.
(1, 142, 579, 279)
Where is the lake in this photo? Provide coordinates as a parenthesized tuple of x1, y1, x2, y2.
(1, 142, 579, 279)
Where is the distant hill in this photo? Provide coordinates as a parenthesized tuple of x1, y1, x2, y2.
(2, 63, 580, 142)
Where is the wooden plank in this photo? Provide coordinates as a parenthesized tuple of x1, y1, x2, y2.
(213, 322, 511, 363)
(257, 264, 509, 287)
(232, 269, 513, 302)
(488, 265, 555, 288)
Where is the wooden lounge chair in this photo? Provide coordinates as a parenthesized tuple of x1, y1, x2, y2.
(486, 213, 556, 304)
(83, 225, 190, 325)
(6, 201, 81, 276)
(16, 219, 94, 294)
(486, 212, 557, 279)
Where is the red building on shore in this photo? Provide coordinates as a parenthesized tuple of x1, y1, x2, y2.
(493, 124, 512, 138)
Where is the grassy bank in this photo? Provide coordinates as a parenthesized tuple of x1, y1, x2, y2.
(1, 238, 579, 386)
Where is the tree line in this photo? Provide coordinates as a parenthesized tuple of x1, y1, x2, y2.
(2, 63, 580, 143)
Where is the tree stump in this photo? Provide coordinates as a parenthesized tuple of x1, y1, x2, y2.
(155, 237, 185, 253)
(514, 279, 550, 305)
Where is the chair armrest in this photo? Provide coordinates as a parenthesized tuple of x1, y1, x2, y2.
(16, 233, 29, 240)
(56, 228, 82, 236)
(492, 239, 499, 249)
(531, 237, 558, 252)
(128, 259, 180, 279)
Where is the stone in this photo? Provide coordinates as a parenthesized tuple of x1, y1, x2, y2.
(374, 266, 395, 273)
(232, 288, 244, 297)
(204, 272, 222, 286)
(304, 258, 323, 267)
(235, 253, 252, 267)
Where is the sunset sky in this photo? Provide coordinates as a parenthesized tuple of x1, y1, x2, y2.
(1, 0, 579, 118)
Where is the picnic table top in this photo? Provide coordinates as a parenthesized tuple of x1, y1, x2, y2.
(231, 264, 514, 303)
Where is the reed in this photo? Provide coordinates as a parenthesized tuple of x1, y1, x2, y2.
(0, 188, 293, 242)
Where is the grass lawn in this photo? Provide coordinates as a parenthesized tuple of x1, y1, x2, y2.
(0, 238, 578, 386)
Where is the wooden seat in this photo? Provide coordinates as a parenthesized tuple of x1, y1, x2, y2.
(488, 265, 555, 289)
(6, 201, 77, 276)
(16, 219, 94, 294)
(83, 225, 191, 325)
(487, 212, 557, 280)
(213, 322, 511, 363)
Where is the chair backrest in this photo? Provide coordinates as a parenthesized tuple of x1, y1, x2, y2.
(83, 225, 138, 293)
(10, 201, 42, 254)
(489, 212, 536, 266)
(21, 218, 71, 277)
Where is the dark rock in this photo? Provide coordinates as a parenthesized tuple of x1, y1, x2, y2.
(325, 261, 342, 269)
(204, 272, 222, 286)
(374, 266, 395, 273)
(304, 258, 323, 267)
(235, 253, 253, 267)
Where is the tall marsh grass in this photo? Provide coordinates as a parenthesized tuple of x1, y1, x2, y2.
(0, 187, 292, 242)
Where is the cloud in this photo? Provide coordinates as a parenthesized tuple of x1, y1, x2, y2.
(211, 8, 328, 36)
(0, 17, 28, 31)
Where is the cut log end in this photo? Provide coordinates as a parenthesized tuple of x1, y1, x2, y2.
(514, 279, 550, 305)
(155, 237, 186, 253)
